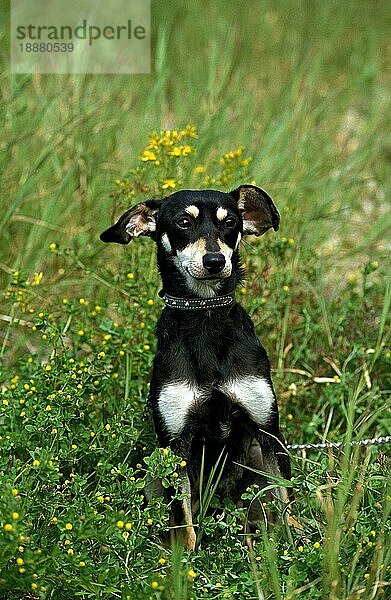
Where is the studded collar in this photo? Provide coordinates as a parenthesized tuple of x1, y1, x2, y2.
(159, 290, 236, 310)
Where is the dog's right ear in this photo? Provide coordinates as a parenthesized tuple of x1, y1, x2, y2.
(100, 199, 162, 244)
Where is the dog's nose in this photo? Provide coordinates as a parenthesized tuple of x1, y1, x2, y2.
(202, 252, 226, 274)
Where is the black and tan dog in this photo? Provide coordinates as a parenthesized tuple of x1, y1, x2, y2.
(101, 185, 291, 550)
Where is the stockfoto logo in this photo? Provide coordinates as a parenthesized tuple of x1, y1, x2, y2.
(11, 0, 150, 74)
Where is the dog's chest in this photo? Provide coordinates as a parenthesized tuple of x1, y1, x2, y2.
(154, 306, 275, 439)
(157, 375, 275, 439)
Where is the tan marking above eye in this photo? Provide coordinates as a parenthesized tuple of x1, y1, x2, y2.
(216, 207, 228, 221)
(185, 205, 199, 218)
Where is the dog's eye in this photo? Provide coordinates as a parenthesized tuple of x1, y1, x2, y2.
(225, 217, 237, 228)
(176, 216, 192, 229)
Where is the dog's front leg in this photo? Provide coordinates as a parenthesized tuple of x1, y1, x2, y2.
(171, 436, 196, 551)
(151, 378, 198, 549)
(178, 468, 196, 551)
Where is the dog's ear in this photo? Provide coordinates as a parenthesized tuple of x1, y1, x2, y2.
(100, 199, 162, 244)
(230, 184, 280, 236)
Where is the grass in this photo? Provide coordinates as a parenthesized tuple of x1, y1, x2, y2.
(0, 0, 390, 597)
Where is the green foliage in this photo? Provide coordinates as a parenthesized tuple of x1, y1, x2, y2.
(1, 0, 391, 597)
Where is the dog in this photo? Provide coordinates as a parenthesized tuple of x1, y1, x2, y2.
(100, 184, 291, 550)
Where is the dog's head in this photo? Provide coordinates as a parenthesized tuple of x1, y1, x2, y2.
(100, 185, 279, 296)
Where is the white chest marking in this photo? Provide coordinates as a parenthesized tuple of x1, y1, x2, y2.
(158, 382, 201, 437)
(158, 376, 275, 439)
(218, 376, 275, 426)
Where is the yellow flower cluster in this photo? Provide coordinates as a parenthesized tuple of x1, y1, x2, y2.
(139, 126, 197, 190)
(219, 147, 246, 165)
(141, 129, 195, 160)
(30, 272, 43, 286)
(197, 146, 253, 188)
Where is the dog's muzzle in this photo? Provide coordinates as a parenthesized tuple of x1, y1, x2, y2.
(202, 252, 226, 275)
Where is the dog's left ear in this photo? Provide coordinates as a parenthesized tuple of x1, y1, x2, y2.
(100, 199, 162, 244)
(230, 184, 280, 236)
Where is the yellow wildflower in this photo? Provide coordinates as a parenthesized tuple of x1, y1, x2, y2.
(188, 569, 197, 578)
(161, 179, 177, 190)
(180, 125, 197, 137)
(31, 272, 43, 286)
(168, 146, 182, 156)
(140, 150, 157, 162)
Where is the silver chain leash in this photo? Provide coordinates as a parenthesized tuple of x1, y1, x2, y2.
(287, 435, 391, 451)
